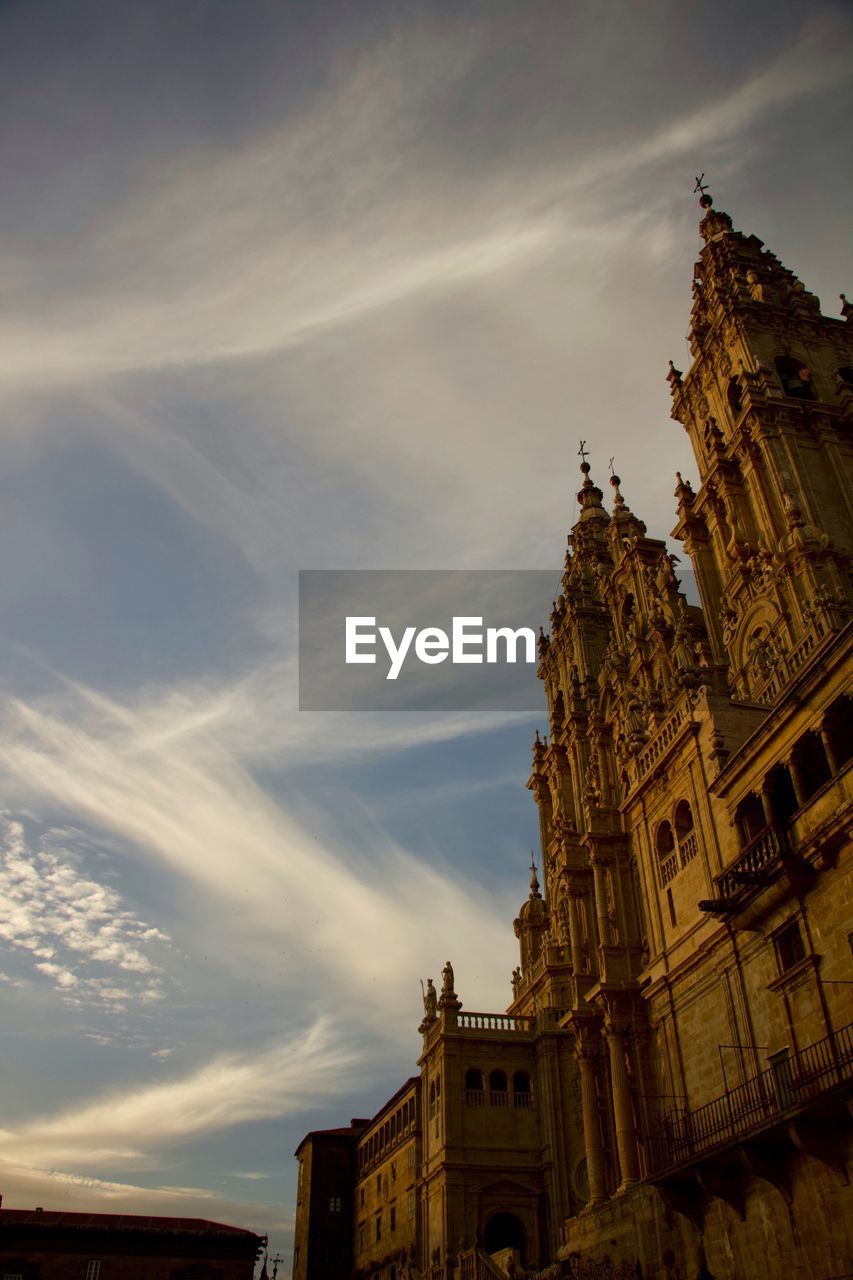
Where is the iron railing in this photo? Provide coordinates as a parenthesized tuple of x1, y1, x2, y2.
(716, 821, 789, 901)
(646, 1021, 853, 1174)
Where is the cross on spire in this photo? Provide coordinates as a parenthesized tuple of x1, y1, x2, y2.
(608, 456, 616, 477)
(693, 173, 709, 197)
(578, 439, 589, 466)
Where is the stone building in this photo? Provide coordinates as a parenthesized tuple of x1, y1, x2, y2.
(0, 1204, 265, 1279)
(292, 191, 853, 1279)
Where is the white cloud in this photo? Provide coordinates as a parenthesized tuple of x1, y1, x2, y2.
(0, 11, 848, 395)
(0, 677, 518, 1024)
(0, 1162, 283, 1236)
(0, 816, 170, 1008)
(0, 1018, 356, 1170)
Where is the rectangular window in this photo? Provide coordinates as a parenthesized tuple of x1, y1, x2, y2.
(775, 919, 806, 973)
(391, 1267, 397, 1280)
(376, 1213, 382, 1241)
(407, 1191, 416, 1221)
(390, 1205, 396, 1232)
(407, 1146, 415, 1170)
(329, 1196, 342, 1212)
(666, 886, 677, 927)
(85, 1266, 102, 1280)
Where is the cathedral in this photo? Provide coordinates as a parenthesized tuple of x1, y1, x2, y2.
(291, 191, 853, 1280)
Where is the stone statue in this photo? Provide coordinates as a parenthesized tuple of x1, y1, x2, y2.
(511, 966, 522, 998)
(422, 978, 437, 1021)
(441, 960, 455, 997)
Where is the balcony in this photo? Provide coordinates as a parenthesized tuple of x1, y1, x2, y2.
(698, 822, 803, 917)
(645, 1021, 853, 1176)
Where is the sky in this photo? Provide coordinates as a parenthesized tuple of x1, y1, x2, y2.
(0, 0, 852, 1264)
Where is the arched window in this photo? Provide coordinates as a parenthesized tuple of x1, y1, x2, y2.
(489, 1070, 508, 1106)
(465, 1068, 485, 1105)
(672, 800, 698, 868)
(656, 821, 675, 857)
(775, 355, 814, 400)
(791, 730, 831, 803)
(656, 820, 677, 886)
(727, 375, 744, 418)
(513, 1071, 533, 1108)
(674, 800, 693, 838)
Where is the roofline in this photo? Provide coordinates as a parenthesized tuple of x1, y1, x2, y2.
(294, 1076, 420, 1157)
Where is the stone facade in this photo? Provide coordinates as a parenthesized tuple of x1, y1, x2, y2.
(292, 193, 853, 1280)
(0, 1206, 264, 1279)
(352, 1078, 421, 1278)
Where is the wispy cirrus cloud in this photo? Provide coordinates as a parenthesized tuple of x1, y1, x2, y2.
(0, 1018, 357, 1169)
(0, 675, 518, 1022)
(0, 10, 849, 395)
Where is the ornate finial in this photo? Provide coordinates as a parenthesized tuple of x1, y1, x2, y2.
(578, 438, 590, 475)
(529, 854, 541, 895)
(608, 456, 625, 507)
(841, 292, 852, 321)
(694, 172, 713, 209)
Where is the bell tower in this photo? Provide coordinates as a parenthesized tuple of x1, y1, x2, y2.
(668, 183, 853, 704)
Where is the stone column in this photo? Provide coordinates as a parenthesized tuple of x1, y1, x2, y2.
(759, 784, 776, 827)
(575, 1038, 608, 1207)
(605, 1018, 640, 1190)
(789, 755, 810, 809)
(820, 727, 841, 776)
(591, 856, 611, 946)
(566, 891, 584, 977)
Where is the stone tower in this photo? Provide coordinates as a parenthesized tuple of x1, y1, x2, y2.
(668, 189, 853, 703)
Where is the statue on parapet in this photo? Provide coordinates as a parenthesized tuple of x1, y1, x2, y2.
(419, 978, 437, 1030)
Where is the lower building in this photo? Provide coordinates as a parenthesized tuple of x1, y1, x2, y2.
(0, 1205, 265, 1279)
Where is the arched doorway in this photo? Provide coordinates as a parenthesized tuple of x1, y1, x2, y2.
(483, 1210, 526, 1261)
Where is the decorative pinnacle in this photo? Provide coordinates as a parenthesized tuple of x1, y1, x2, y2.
(694, 172, 713, 209)
(578, 438, 591, 475)
(529, 854, 541, 895)
(608, 456, 625, 507)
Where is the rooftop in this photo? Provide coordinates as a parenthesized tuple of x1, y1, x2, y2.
(0, 1207, 263, 1239)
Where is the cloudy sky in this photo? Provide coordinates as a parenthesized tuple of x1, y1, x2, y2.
(0, 0, 851, 1262)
